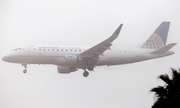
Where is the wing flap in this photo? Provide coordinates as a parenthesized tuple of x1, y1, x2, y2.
(151, 43, 177, 54)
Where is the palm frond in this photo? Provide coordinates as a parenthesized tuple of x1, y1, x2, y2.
(151, 68, 180, 108)
(151, 86, 166, 98)
(159, 74, 172, 85)
(171, 68, 179, 82)
(171, 68, 180, 87)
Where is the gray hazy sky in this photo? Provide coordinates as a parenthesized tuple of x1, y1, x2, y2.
(0, 0, 180, 108)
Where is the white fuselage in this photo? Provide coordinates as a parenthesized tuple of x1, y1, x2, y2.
(2, 45, 174, 68)
(2, 22, 175, 77)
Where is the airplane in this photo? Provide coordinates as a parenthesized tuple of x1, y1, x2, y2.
(2, 22, 177, 77)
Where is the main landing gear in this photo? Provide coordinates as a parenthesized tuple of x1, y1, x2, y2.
(22, 64, 27, 73)
(87, 65, 94, 71)
(83, 65, 94, 77)
(83, 70, 89, 77)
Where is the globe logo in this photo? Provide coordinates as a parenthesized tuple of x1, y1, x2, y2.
(141, 33, 164, 49)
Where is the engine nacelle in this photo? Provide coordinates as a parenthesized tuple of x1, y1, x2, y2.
(64, 55, 78, 64)
(57, 66, 77, 74)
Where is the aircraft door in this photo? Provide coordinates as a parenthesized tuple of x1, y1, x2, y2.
(29, 45, 35, 55)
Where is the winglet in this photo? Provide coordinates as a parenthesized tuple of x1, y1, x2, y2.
(151, 43, 177, 54)
(112, 24, 123, 36)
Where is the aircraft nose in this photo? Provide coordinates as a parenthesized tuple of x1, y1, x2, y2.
(2, 56, 7, 62)
(2, 56, 10, 62)
(2, 55, 18, 63)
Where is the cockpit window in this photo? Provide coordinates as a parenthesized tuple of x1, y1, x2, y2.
(11, 48, 21, 52)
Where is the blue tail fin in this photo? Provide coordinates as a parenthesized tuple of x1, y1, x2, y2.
(141, 22, 170, 49)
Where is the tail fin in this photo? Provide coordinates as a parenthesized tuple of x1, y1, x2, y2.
(141, 22, 170, 49)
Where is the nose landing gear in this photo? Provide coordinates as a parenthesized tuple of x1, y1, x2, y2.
(23, 69, 27, 73)
(22, 64, 27, 74)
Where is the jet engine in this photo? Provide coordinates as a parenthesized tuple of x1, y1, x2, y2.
(57, 66, 77, 74)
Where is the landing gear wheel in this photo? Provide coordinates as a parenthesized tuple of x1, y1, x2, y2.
(83, 71, 89, 77)
(23, 69, 27, 73)
(87, 65, 94, 71)
(22, 64, 27, 74)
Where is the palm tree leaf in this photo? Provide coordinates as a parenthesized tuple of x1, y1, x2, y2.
(171, 68, 180, 90)
(151, 86, 166, 98)
(159, 74, 172, 85)
(152, 98, 170, 108)
(151, 68, 180, 108)
(171, 68, 179, 81)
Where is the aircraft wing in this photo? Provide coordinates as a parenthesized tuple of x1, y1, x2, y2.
(79, 24, 123, 58)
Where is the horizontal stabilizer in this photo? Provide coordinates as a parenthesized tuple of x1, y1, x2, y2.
(151, 43, 177, 54)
